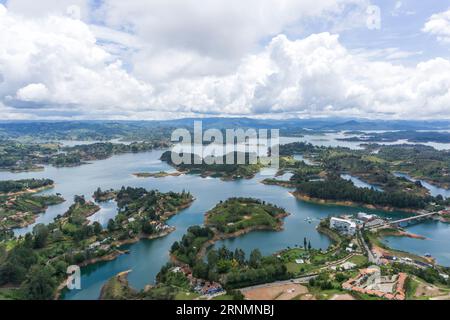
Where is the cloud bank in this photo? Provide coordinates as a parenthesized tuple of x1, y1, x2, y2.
(1, 2, 450, 120)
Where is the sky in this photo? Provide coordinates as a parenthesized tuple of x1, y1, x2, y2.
(0, 0, 450, 120)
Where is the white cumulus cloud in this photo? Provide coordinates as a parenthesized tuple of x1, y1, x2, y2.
(0, 4, 155, 117)
(16, 83, 49, 101)
(423, 8, 450, 43)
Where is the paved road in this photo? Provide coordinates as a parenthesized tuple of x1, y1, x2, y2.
(357, 230, 378, 264)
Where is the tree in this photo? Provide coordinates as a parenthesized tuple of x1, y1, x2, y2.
(217, 259, 232, 273)
(249, 249, 262, 268)
(234, 248, 246, 266)
(141, 221, 155, 234)
(303, 237, 307, 249)
(170, 241, 180, 253)
(218, 245, 232, 260)
(74, 195, 86, 205)
(93, 221, 102, 235)
(107, 219, 117, 232)
(192, 261, 209, 279)
(229, 289, 245, 300)
(207, 249, 219, 268)
(0, 245, 37, 285)
(22, 266, 56, 300)
(308, 241, 312, 251)
(0, 262, 22, 285)
(32, 224, 49, 249)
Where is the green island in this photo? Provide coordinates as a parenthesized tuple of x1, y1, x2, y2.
(133, 171, 182, 178)
(0, 187, 193, 300)
(0, 179, 64, 233)
(0, 140, 169, 171)
(160, 151, 265, 180)
(205, 198, 288, 234)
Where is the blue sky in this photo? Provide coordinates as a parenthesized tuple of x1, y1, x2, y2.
(338, 0, 450, 63)
(0, 0, 450, 120)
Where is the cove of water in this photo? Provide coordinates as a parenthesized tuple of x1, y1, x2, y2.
(293, 154, 315, 165)
(394, 172, 450, 198)
(341, 174, 383, 192)
(382, 220, 450, 266)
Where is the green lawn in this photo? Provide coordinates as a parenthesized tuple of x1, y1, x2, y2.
(212, 294, 234, 300)
(348, 255, 368, 266)
(174, 291, 200, 300)
(0, 288, 22, 300)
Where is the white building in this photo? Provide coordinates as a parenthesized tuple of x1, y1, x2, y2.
(357, 212, 375, 222)
(330, 217, 356, 236)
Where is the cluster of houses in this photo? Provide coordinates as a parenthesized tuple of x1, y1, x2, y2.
(2, 210, 27, 223)
(152, 221, 171, 232)
(88, 238, 111, 252)
(342, 266, 407, 300)
(123, 217, 171, 233)
(171, 265, 224, 296)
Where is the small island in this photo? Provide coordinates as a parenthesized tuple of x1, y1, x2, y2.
(205, 197, 289, 234)
(160, 151, 264, 180)
(133, 171, 182, 178)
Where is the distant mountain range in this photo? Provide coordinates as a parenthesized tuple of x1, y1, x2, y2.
(1, 118, 450, 139)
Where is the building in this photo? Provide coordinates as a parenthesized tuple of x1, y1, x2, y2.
(342, 266, 407, 300)
(365, 218, 385, 229)
(340, 261, 357, 270)
(357, 212, 375, 222)
(330, 217, 356, 236)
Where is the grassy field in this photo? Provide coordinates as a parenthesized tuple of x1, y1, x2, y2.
(348, 255, 368, 266)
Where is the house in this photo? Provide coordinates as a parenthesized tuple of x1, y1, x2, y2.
(440, 273, 449, 280)
(340, 262, 356, 270)
(89, 241, 101, 249)
(330, 217, 356, 236)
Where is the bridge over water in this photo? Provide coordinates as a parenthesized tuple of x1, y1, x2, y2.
(366, 211, 439, 230)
